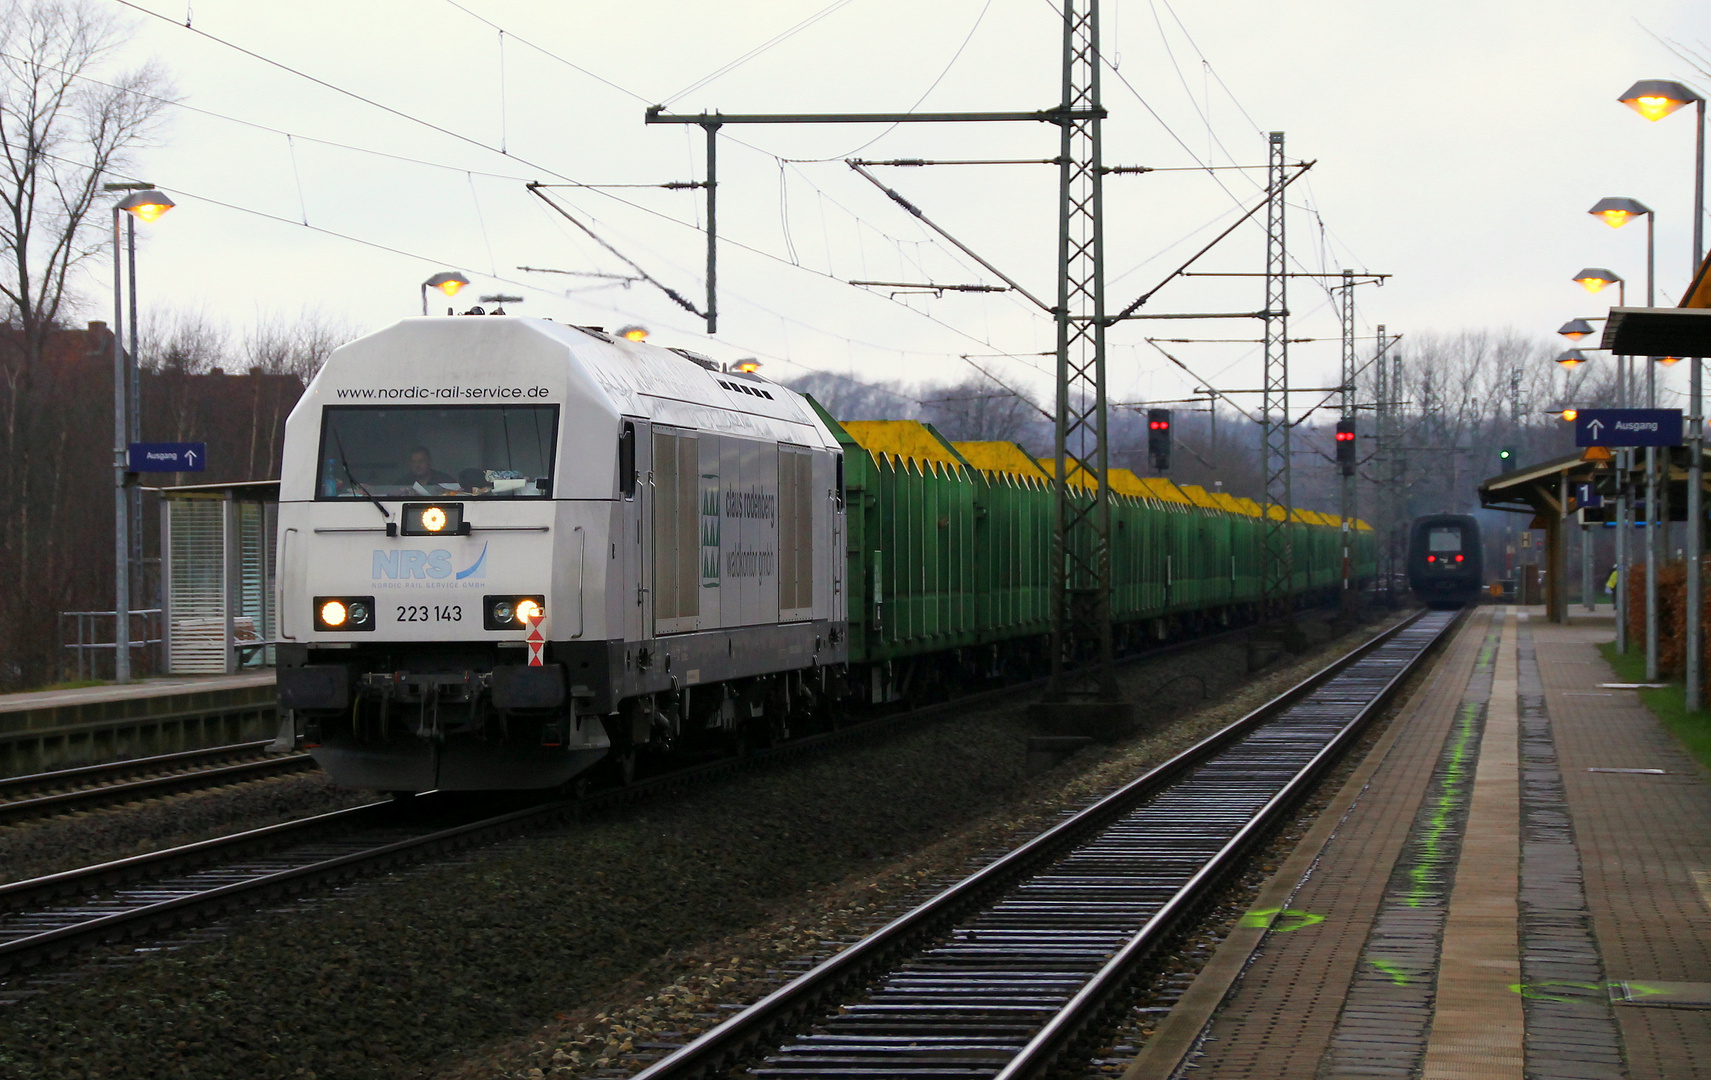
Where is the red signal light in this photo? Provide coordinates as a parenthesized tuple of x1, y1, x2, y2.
(1455, 554, 1464, 562)
(1427, 555, 1435, 563)
(1149, 420, 1168, 431)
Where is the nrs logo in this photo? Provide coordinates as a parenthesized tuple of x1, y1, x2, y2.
(372, 542, 487, 580)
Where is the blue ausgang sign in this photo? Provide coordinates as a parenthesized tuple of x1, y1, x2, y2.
(128, 442, 206, 472)
(1574, 409, 1683, 447)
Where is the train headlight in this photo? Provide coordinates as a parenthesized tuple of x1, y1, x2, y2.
(484, 594, 545, 630)
(315, 596, 376, 632)
(401, 502, 466, 536)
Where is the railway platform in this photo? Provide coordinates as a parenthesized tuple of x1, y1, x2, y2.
(0, 671, 278, 778)
(1127, 605, 1711, 1080)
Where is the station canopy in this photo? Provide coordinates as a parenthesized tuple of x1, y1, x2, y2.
(1599, 248, 1711, 356)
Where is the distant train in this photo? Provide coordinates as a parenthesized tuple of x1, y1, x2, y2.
(1407, 514, 1484, 607)
(274, 315, 1375, 793)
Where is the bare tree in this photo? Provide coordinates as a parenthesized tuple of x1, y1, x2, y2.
(242, 307, 357, 382)
(0, 2, 170, 684)
(917, 374, 1046, 445)
(0, 0, 171, 401)
(784, 369, 918, 422)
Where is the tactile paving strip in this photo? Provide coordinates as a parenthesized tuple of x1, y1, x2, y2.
(1514, 620, 1626, 1078)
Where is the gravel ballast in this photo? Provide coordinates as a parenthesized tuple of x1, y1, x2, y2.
(0, 773, 378, 886)
(0, 612, 1402, 1080)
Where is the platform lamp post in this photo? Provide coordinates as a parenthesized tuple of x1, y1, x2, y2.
(421, 272, 469, 315)
(1575, 268, 1631, 651)
(107, 187, 175, 684)
(1620, 79, 1707, 710)
(1556, 348, 1597, 612)
(1590, 200, 1664, 680)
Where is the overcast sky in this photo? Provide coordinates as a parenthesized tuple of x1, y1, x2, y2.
(83, 0, 1711, 412)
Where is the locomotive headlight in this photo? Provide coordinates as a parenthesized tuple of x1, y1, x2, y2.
(401, 502, 466, 536)
(315, 596, 376, 632)
(484, 594, 545, 630)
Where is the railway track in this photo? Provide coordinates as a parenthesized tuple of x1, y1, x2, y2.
(0, 610, 1401, 984)
(0, 742, 316, 825)
(628, 608, 1461, 1080)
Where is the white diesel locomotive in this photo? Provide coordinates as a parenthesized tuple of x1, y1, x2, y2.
(275, 316, 848, 791)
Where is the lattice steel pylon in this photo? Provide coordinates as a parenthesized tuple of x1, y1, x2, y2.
(1258, 131, 1292, 622)
(1338, 268, 1358, 617)
(1043, 0, 1118, 704)
(1373, 325, 1393, 600)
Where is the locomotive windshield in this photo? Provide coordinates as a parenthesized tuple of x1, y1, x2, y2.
(1427, 527, 1463, 552)
(316, 405, 558, 499)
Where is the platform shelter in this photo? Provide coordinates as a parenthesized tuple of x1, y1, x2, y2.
(154, 480, 279, 674)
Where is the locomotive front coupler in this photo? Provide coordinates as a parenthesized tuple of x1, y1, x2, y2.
(359, 670, 483, 705)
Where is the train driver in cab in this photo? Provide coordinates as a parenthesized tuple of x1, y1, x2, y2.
(399, 445, 455, 491)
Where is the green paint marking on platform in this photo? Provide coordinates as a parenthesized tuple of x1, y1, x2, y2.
(1238, 907, 1325, 932)
(1409, 700, 1479, 907)
(1508, 981, 1604, 1003)
(1370, 959, 1412, 985)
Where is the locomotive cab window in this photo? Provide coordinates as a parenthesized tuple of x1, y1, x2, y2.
(1427, 528, 1463, 552)
(316, 405, 557, 500)
(618, 422, 636, 500)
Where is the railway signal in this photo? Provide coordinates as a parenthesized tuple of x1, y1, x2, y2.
(1147, 409, 1172, 471)
(1499, 446, 1517, 472)
(1334, 419, 1356, 476)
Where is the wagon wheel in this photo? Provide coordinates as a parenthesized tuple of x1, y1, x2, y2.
(608, 745, 638, 786)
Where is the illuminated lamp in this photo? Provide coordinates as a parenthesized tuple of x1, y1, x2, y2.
(1618, 79, 1702, 122)
(118, 189, 175, 223)
(1573, 268, 1621, 293)
(1588, 196, 1651, 229)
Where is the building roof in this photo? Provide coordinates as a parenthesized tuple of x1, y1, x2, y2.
(145, 479, 281, 500)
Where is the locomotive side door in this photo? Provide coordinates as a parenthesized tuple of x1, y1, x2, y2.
(620, 418, 652, 645)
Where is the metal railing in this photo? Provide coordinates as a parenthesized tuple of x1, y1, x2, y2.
(58, 609, 163, 682)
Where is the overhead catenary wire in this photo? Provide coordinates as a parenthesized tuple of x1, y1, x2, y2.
(112, 2, 1027, 381)
(120, 0, 1377, 413)
(660, 0, 864, 107)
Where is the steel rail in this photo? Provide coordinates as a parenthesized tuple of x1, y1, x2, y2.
(0, 608, 1367, 980)
(629, 609, 1458, 1080)
(0, 751, 316, 824)
(992, 613, 1456, 1079)
(0, 740, 279, 795)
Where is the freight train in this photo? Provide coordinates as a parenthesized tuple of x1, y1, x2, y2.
(275, 315, 1374, 792)
(1406, 514, 1485, 608)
